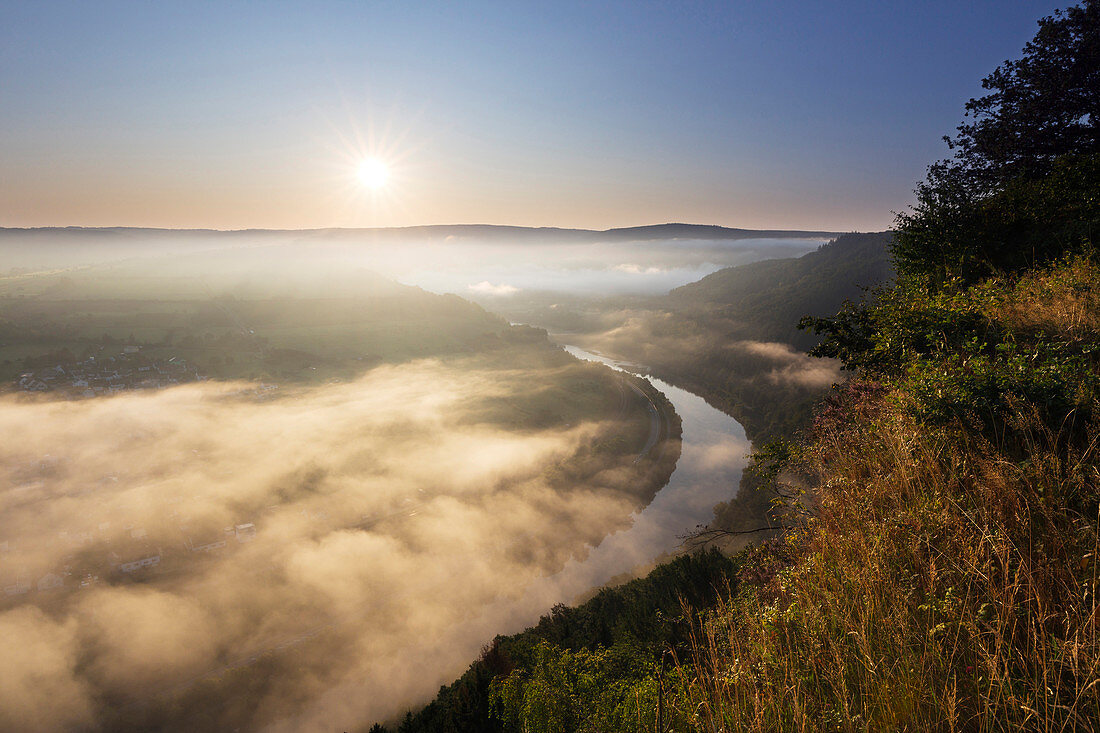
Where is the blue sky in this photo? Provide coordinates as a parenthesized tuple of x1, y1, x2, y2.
(0, 1, 1068, 230)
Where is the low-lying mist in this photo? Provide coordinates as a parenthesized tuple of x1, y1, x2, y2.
(0, 360, 656, 731)
(401, 237, 822, 296)
(0, 224, 826, 729)
(0, 227, 826, 300)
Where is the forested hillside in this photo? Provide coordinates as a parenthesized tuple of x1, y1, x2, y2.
(383, 3, 1100, 730)
(387, 551, 738, 733)
(666, 231, 893, 348)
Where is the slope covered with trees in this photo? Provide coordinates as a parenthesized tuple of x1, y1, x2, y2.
(549, 231, 893, 446)
(379, 551, 739, 732)
(666, 230, 894, 349)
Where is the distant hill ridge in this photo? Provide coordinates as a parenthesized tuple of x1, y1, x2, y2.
(0, 222, 841, 243)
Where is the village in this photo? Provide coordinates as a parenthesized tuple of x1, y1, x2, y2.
(11, 345, 206, 397)
(0, 343, 294, 604)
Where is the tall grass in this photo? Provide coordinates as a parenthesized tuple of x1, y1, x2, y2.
(672, 392, 1100, 732)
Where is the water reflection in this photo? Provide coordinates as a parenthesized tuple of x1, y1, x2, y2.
(518, 344, 750, 606)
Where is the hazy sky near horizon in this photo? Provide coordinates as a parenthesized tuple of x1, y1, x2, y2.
(0, 1, 1066, 231)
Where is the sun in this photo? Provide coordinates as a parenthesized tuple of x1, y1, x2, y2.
(357, 158, 389, 189)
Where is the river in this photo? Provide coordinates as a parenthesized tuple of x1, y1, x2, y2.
(503, 343, 752, 610)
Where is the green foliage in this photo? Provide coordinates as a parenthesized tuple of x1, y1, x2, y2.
(489, 642, 664, 733)
(799, 296, 881, 371)
(893, 153, 1100, 284)
(746, 14, 1100, 719)
(392, 550, 738, 733)
(809, 261, 1100, 427)
(948, 0, 1100, 187)
(891, 0, 1100, 285)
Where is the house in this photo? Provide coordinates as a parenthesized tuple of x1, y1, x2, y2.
(37, 573, 63, 591)
(234, 523, 256, 542)
(118, 553, 160, 573)
(3, 578, 31, 596)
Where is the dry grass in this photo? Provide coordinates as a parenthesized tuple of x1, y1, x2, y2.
(664, 394, 1100, 732)
(650, 262, 1100, 731)
(998, 258, 1100, 340)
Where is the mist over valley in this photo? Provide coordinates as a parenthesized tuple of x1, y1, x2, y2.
(0, 225, 829, 730)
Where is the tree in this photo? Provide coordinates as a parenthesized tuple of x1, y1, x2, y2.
(892, 152, 1100, 283)
(948, 0, 1100, 190)
(891, 1, 1100, 284)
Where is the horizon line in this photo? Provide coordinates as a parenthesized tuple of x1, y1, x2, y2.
(0, 222, 853, 235)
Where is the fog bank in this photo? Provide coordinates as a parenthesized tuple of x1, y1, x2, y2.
(0, 361, 655, 730)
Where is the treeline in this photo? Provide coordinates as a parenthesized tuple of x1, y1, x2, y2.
(372, 550, 739, 732)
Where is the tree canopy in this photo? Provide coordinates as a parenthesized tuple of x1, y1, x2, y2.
(890, 0, 1100, 284)
(951, 0, 1100, 189)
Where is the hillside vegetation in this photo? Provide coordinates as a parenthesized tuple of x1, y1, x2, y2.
(666, 231, 893, 349)
(391, 551, 739, 733)
(387, 3, 1100, 730)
